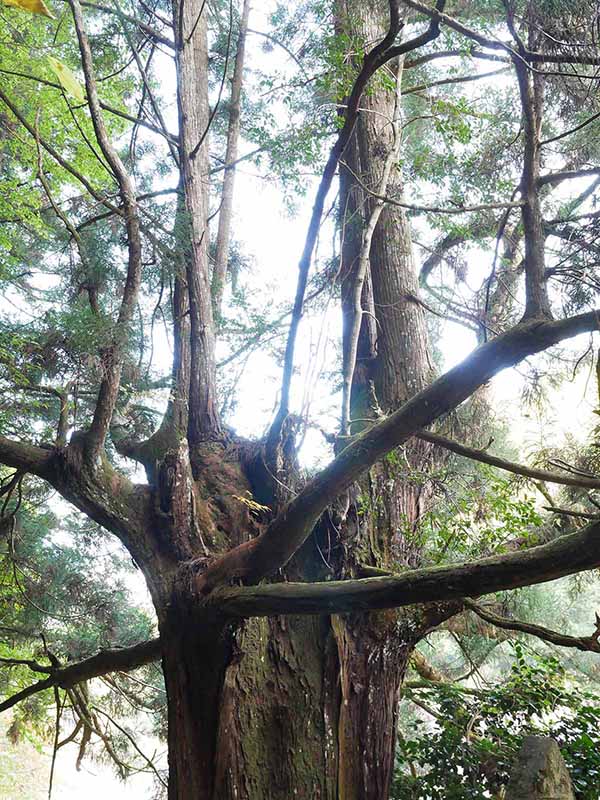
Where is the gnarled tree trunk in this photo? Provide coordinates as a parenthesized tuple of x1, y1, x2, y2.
(145, 3, 446, 798)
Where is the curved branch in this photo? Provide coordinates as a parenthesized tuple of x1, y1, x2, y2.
(402, 1, 600, 66)
(0, 638, 161, 714)
(416, 430, 600, 489)
(207, 518, 600, 617)
(197, 310, 600, 591)
(464, 599, 600, 653)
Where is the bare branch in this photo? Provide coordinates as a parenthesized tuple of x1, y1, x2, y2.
(541, 110, 600, 146)
(340, 159, 523, 215)
(0, 638, 161, 714)
(206, 518, 600, 617)
(416, 430, 600, 489)
(0, 436, 54, 476)
(538, 167, 600, 187)
(78, 0, 175, 49)
(464, 599, 600, 653)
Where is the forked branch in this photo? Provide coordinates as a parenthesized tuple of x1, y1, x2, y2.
(0, 638, 161, 714)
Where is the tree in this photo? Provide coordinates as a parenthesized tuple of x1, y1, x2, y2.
(1, 0, 600, 797)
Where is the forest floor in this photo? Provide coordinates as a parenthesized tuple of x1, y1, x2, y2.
(0, 714, 155, 799)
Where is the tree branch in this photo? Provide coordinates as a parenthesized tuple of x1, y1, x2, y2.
(416, 430, 600, 489)
(402, 1, 600, 66)
(0, 87, 120, 212)
(212, 0, 251, 315)
(78, 0, 175, 49)
(270, 0, 447, 442)
(70, 0, 143, 459)
(197, 310, 600, 591)
(206, 518, 600, 617)
(340, 159, 523, 215)
(0, 436, 54, 476)
(464, 599, 600, 653)
(0, 638, 161, 714)
(538, 167, 600, 187)
(511, 34, 549, 319)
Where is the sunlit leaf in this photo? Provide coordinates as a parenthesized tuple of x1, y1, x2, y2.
(47, 56, 85, 103)
(2, 0, 55, 18)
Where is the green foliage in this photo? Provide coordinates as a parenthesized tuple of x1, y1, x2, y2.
(393, 643, 600, 799)
(422, 467, 543, 563)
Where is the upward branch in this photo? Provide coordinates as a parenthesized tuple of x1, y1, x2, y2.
(212, 0, 251, 316)
(70, 0, 143, 460)
(269, 0, 446, 444)
(197, 311, 600, 591)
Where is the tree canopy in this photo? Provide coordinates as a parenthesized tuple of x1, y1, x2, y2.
(1, 0, 600, 798)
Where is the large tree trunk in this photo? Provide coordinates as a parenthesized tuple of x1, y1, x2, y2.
(330, 2, 439, 796)
(150, 2, 442, 798)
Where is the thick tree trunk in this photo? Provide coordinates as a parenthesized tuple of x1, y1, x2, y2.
(152, 3, 444, 798)
(161, 611, 232, 800)
(332, 2, 439, 795)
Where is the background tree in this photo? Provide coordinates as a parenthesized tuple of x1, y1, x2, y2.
(1, 0, 600, 798)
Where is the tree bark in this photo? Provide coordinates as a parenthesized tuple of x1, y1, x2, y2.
(173, 0, 221, 444)
(212, 0, 251, 316)
(332, 2, 440, 796)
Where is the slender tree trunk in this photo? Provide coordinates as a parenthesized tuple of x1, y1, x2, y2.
(212, 0, 251, 316)
(332, 2, 439, 796)
(174, 0, 221, 444)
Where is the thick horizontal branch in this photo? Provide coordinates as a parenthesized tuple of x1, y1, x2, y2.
(464, 599, 600, 653)
(0, 436, 54, 475)
(416, 430, 600, 489)
(538, 167, 600, 187)
(0, 638, 161, 714)
(207, 518, 600, 617)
